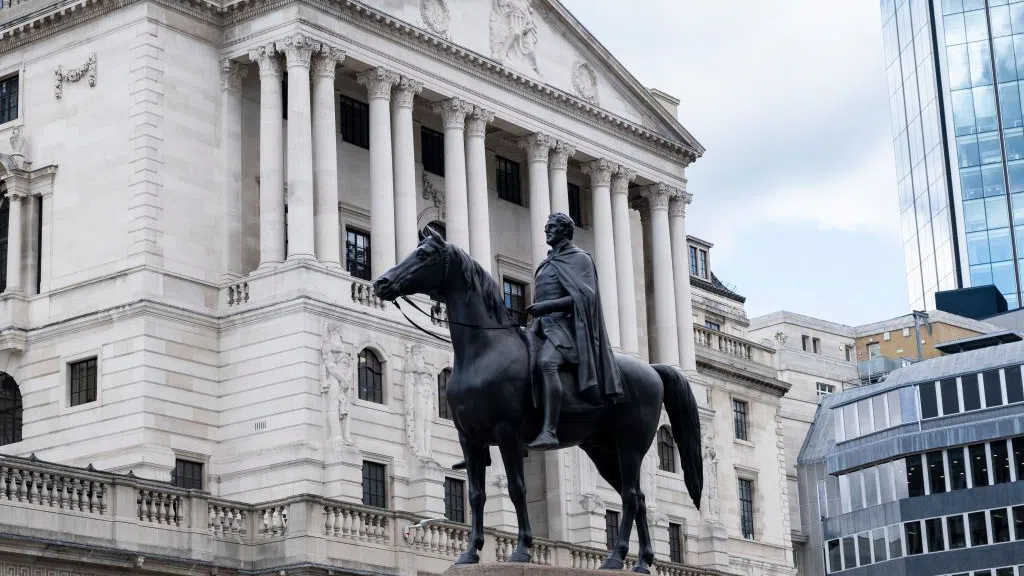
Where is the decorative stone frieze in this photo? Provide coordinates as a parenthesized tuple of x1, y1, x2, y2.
(356, 67, 400, 100)
(517, 132, 555, 163)
(54, 53, 96, 99)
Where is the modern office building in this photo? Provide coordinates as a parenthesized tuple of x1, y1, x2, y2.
(797, 337, 1024, 576)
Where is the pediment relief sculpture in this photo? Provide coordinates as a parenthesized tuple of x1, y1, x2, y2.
(420, 0, 451, 39)
(490, 0, 540, 76)
(571, 61, 598, 105)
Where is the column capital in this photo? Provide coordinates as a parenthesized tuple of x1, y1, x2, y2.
(220, 59, 248, 93)
(549, 140, 576, 170)
(518, 133, 555, 163)
(5, 189, 26, 202)
(611, 165, 636, 196)
(276, 33, 318, 69)
(392, 76, 424, 109)
(431, 97, 473, 130)
(311, 45, 345, 78)
(357, 67, 400, 100)
(582, 158, 615, 187)
(466, 106, 495, 137)
(669, 190, 693, 217)
(248, 43, 282, 76)
(640, 183, 675, 211)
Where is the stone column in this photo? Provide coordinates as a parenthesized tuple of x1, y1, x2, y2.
(431, 97, 473, 251)
(357, 67, 400, 278)
(611, 166, 639, 355)
(312, 45, 345, 269)
(220, 59, 247, 280)
(582, 159, 620, 349)
(466, 106, 495, 269)
(518, 133, 555, 268)
(633, 198, 658, 361)
(391, 77, 424, 261)
(248, 44, 285, 269)
(3, 192, 23, 294)
(670, 189, 697, 372)
(278, 34, 317, 261)
(642, 184, 679, 365)
(548, 140, 575, 216)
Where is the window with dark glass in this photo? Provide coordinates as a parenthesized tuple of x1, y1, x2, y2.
(951, 447, 969, 490)
(927, 450, 947, 494)
(941, 378, 961, 415)
(992, 508, 1011, 543)
(812, 337, 821, 354)
(358, 349, 384, 404)
(697, 249, 707, 278)
(802, 335, 810, 351)
(733, 399, 748, 441)
(1013, 506, 1024, 540)
(496, 156, 522, 205)
(0, 75, 18, 124)
(992, 440, 1011, 484)
(920, 381, 939, 418)
(657, 426, 675, 472)
(0, 375, 22, 446)
(871, 528, 886, 563)
(970, 443, 990, 487)
(444, 477, 465, 522)
(1005, 366, 1023, 403)
(172, 459, 203, 490)
(438, 368, 452, 420)
(668, 522, 682, 563)
(1014, 437, 1024, 481)
(0, 193, 8, 293)
(738, 478, 754, 539)
(984, 369, 1004, 407)
(605, 510, 619, 550)
(69, 357, 98, 407)
(502, 278, 527, 326)
(841, 536, 856, 569)
(925, 518, 945, 552)
(340, 95, 370, 149)
(827, 539, 841, 573)
(962, 373, 982, 411)
(421, 127, 445, 177)
(346, 229, 371, 280)
(904, 521, 923, 555)
(906, 454, 925, 497)
(567, 182, 583, 226)
(362, 461, 387, 508)
(857, 532, 871, 566)
(948, 514, 967, 549)
(688, 246, 698, 276)
(969, 511, 989, 546)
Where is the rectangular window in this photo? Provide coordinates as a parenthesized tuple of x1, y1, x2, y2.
(906, 454, 925, 497)
(879, 461, 896, 503)
(444, 477, 465, 523)
(817, 382, 836, 397)
(733, 399, 748, 441)
(345, 229, 371, 281)
(171, 459, 203, 490)
(969, 511, 989, 546)
(927, 450, 947, 494)
(605, 510, 619, 550)
(893, 458, 909, 499)
(992, 508, 1011, 543)
(340, 95, 370, 149)
(857, 532, 872, 566)
(849, 470, 864, 511)
(69, 357, 98, 407)
(858, 399, 873, 435)
(992, 440, 1012, 484)
(962, 373, 982, 411)
(816, 480, 828, 518)
(887, 389, 903, 427)
(1005, 366, 1023, 403)
(925, 517, 945, 552)
(841, 536, 856, 569)
(705, 321, 721, 331)
(1014, 437, 1024, 481)
(844, 403, 859, 439)
(900, 386, 918, 422)
(738, 478, 754, 539)
(871, 527, 887, 563)
(872, 394, 888, 429)
(812, 337, 821, 354)
(920, 381, 939, 419)
(827, 539, 841, 573)
(698, 249, 707, 278)
(887, 524, 903, 559)
(867, 342, 880, 358)
(496, 156, 522, 205)
(1013, 505, 1024, 540)
(904, 521, 924, 555)
(970, 443, 990, 487)
(688, 246, 698, 276)
(362, 461, 387, 508)
(845, 345, 854, 362)
(421, 127, 445, 177)
(0, 75, 18, 124)
(948, 514, 967, 549)
(802, 335, 810, 351)
(941, 377, 961, 415)
(863, 467, 880, 507)
(984, 369, 1004, 407)
(567, 182, 583, 226)
(502, 278, 527, 326)
(950, 447, 969, 490)
(668, 522, 682, 563)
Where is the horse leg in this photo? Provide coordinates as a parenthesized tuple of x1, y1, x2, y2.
(631, 492, 655, 573)
(454, 435, 489, 565)
(600, 449, 643, 570)
(496, 425, 532, 562)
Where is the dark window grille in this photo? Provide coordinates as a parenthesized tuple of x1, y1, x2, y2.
(358, 349, 384, 404)
(444, 477, 465, 523)
(421, 127, 445, 177)
(733, 399, 748, 441)
(567, 182, 583, 225)
(0, 375, 22, 446)
(0, 193, 7, 293)
(738, 478, 754, 539)
(438, 368, 452, 420)
(172, 459, 204, 490)
(0, 75, 18, 124)
(496, 156, 522, 205)
(688, 246, 698, 276)
(503, 279, 527, 326)
(340, 95, 370, 149)
(362, 461, 387, 508)
(69, 357, 98, 407)
(346, 229, 371, 281)
(657, 426, 675, 472)
(668, 522, 683, 563)
(605, 510, 619, 550)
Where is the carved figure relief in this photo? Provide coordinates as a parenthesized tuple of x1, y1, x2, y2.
(702, 429, 721, 521)
(489, 0, 540, 76)
(421, 0, 451, 39)
(55, 54, 97, 100)
(571, 61, 598, 105)
(321, 323, 355, 450)
(404, 344, 435, 460)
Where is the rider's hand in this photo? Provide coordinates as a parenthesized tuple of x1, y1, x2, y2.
(527, 302, 549, 316)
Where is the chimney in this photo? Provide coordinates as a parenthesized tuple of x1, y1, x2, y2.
(649, 88, 679, 119)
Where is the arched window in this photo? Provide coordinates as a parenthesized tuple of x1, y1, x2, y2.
(358, 349, 384, 404)
(0, 191, 8, 293)
(0, 374, 22, 446)
(657, 426, 675, 472)
(438, 368, 452, 420)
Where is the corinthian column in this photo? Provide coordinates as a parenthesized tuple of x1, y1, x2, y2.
(670, 189, 697, 372)
(248, 43, 285, 269)
(278, 34, 317, 261)
(549, 141, 575, 216)
(582, 159, 620, 349)
(466, 106, 495, 269)
(642, 184, 679, 365)
(312, 45, 345, 269)
(518, 133, 555, 268)
(611, 166, 639, 355)
(3, 192, 24, 294)
(357, 67, 400, 278)
(220, 59, 247, 280)
(431, 97, 473, 251)
(392, 77, 423, 261)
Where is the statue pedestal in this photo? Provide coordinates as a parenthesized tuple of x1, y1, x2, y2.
(407, 456, 446, 518)
(323, 444, 363, 501)
(444, 564, 609, 576)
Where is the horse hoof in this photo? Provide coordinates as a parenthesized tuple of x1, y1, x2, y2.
(631, 565, 651, 574)
(454, 550, 480, 565)
(509, 548, 532, 563)
(599, 558, 625, 570)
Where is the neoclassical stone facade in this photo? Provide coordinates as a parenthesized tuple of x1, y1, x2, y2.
(0, 1, 793, 575)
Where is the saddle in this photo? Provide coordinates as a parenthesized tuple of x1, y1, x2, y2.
(520, 328, 604, 414)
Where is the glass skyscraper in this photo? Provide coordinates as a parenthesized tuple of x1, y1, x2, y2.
(882, 0, 1024, 311)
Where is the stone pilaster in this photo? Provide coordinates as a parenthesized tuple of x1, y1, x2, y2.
(582, 159, 620, 349)
(611, 166, 638, 355)
(640, 183, 679, 365)
(312, 45, 345, 269)
(3, 192, 24, 294)
(278, 34, 317, 261)
(466, 106, 495, 270)
(669, 187, 697, 373)
(548, 140, 575, 217)
(518, 133, 555, 269)
(431, 97, 473, 251)
(392, 77, 423, 261)
(248, 43, 285, 269)
(357, 67, 400, 278)
(220, 59, 247, 281)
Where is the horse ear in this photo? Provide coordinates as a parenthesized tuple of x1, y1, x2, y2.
(424, 224, 445, 244)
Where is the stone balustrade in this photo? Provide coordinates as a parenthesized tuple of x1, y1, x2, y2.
(693, 324, 775, 367)
(350, 277, 386, 309)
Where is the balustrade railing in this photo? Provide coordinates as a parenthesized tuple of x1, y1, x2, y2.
(324, 501, 390, 543)
(693, 325, 774, 367)
(138, 487, 183, 526)
(209, 500, 248, 537)
(403, 519, 470, 558)
(0, 460, 107, 513)
(350, 278, 386, 309)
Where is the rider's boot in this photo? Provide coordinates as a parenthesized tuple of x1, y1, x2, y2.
(528, 370, 561, 449)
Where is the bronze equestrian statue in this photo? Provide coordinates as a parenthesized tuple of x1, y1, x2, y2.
(373, 214, 702, 573)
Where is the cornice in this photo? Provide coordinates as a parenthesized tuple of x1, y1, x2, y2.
(697, 357, 790, 398)
(691, 275, 745, 304)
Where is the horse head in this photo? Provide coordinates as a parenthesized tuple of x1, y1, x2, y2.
(372, 224, 449, 302)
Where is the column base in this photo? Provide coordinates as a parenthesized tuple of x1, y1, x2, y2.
(286, 253, 318, 262)
(254, 261, 283, 273)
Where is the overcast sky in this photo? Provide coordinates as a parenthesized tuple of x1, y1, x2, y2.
(561, 0, 908, 327)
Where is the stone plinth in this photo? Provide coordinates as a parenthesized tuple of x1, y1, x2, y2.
(446, 565, 608, 576)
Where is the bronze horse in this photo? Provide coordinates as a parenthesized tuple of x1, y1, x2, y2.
(373, 227, 702, 572)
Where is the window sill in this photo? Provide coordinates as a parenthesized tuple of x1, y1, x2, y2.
(0, 117, 23, 134)
(354, 399, 393, 414)
(734, 438, 754, 448)
(60, 399, 100, 416)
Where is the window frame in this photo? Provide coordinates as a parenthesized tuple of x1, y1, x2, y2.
(171, 457, 205, 490)
(668, 521, 683, 563)
(567, 181, 584, 226)
(502, 277, 528, 326)
(60, 351, 102, 413)
(340, 94, 370, 149)
(657, 426, 676, 472)
(438, 367, 453, 420)
(0, 373, 22, 446)
(345, 227, 372, 281)
(444, 476, 466, 523)
(421, 126, 445, 177)
(496, 155, 522, 205)
(738, 476, 755, 540)
(817, 382, 836, 397)
(0, 72, 20, 126)
(69, 357, 98, 408)
(732, 398, 749, 442)
(605, 509, 620, 551)
(357, 348, 385, 405)
(362, 460, 388, 509)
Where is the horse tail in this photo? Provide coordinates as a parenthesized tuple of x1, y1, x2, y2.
(653, 364, 703, 510)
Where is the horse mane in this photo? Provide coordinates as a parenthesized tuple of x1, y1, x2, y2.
(446, 243, 511, 324)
